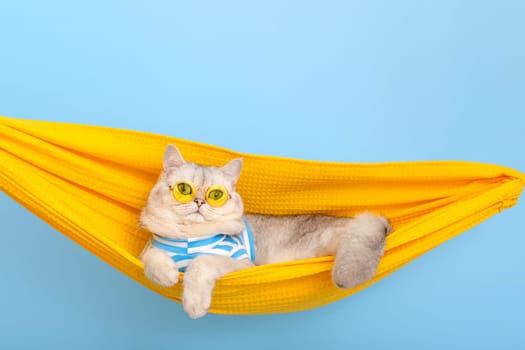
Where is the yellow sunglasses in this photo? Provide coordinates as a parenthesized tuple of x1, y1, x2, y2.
(171, 181, 229, 207)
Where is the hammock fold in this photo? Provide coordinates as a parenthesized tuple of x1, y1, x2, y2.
(0, 116, 523, 315)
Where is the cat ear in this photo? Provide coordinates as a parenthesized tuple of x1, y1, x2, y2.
(221, 158, 243, 183)
(163, 144, 185, 171)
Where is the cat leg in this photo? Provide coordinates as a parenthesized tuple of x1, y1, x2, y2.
(182, 256, 254, 319)
(332, 212, 392, 289)
(141, 245, 180, 287)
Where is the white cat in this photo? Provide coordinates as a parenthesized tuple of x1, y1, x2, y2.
(140, 145, 391, 318)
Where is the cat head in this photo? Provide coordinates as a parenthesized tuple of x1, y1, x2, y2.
(139, 145, 245, 238)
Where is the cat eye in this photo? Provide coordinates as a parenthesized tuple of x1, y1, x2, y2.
(206, 185, 229, 207)
(172, 181, 196, 203)
(177, 182, 193, 195)
(171, 181, 229, 207)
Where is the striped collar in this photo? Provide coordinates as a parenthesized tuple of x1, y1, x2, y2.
(151, 219, 255, 271)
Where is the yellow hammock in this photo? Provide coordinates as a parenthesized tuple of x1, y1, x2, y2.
(1, 116, 524, 315)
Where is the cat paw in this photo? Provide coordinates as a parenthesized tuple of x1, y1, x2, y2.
(332, 212, 391, 289)
(142, 248, 179, 287)
(183, 289, 211, 319)
(332, 263, 375, 289)
(145, 261, 179, 287)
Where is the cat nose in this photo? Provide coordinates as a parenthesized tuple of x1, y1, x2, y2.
(194, 198, 206, 207)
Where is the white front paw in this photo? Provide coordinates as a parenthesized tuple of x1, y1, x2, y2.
(145, 262, 179, 287)
(183, 287, 212, 319)
(143, 249, 179, 287)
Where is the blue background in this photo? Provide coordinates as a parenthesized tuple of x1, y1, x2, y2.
(1, 1, 524, 348)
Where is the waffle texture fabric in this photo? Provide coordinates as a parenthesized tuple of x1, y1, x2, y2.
(1, 116, 523, 315)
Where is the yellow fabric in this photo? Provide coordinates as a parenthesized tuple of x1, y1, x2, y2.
(1, 116, 523, 315)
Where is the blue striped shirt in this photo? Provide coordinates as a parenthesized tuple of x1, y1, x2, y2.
(151, 220, 255, 272)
